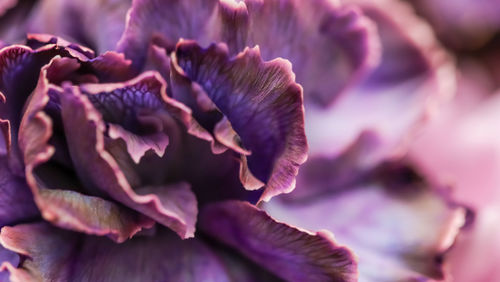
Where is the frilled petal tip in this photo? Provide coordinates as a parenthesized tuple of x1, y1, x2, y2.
(244, 0, 381, 106)
(171, 40, 308, 202)
(0, 223, 242, 282)
(59, 73, 199, 239)
(14, 52, 197, 240)
(200, 200, 358, 282)
(265, 161, 468, 281)
(118, 0, 380, 105)
(306, 0, 455, 172)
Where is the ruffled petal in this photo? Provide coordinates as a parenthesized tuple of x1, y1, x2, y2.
(307, 0, 455, 171)
(118, 0, 379, 105)
(0, 223, 234, 281)
(200, 200, 357, 282)
(244, 0, 380, 106)
(171, 41, 308, 202)
(18, 62, 155, 242)
(265, 162, 467, 281)
(57, 74, 198, 238)
(117, 0, 215, 69)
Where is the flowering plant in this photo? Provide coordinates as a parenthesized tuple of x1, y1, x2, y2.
(0, 0, 481, 281)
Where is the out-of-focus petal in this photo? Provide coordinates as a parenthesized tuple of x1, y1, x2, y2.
(0, 223, 234, 281)
(244, 0, 380, 106)
(307, 0, 455, 172)
(172, 41, 308, 202)
(57, 74, 198, 238)
(200, 200, 357, 282)
(24, 0, 131, 53)
(117, 0, 219, 69)
(265, 162, 467, 281)
(118, 0, 380, 105)
(411, 0, 500, 50)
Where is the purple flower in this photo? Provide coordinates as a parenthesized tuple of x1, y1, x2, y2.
(0, 0, 384, 280)
(0, 0, 469, 281)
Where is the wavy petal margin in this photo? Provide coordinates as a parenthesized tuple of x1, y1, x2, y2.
(0, 223, 234, 281)
(265, 162, 468, 281)
(172, 40, 308, 202)
(200, 200, 357, 282)
(58, 72, 198, 239)
(306, 0, 455, 172)
(118, 0, 380, 105)
(18, 61, 155, 243)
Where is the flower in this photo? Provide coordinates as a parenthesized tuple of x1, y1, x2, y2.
(0, 0, 389, 280)
(0, 0, 471, 281)
(264, 0, 469, 280)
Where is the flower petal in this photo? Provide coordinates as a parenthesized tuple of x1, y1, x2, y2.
(24, 0, 130, 53)
(0, 155, 38, 226)
(0, 223, 235, 281)
(18, 62, 155, 242)
(57, 75, 198, 238)
(265, 162, 467, 281)
(244, 0, 380, 106)
(307, 0, 455, 171)
(117, 0, 248, 70)
(118, 0, 380, 106)
(199, 200, 357, 282)
(172, 41, 308, 202)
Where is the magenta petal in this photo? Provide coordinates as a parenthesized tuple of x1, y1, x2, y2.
(200, 200, 357, 282)
(58, 78, 198, 238)
(172, 41, 308, 202)
(0, 223, 234, 281)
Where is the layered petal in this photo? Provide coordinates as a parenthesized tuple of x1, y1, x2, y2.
(0, 223, 234, 282)
(18, 61, 155, 242)
(200, 200, 357, 282)
(307, 0, 455, 172)
(244, 0, 380, 106)
(22, 0, 131, 53)
(57, 72, 198, 238)
(171, 41, 308, 202)
(265, 162, 467, 281)
(118, 0, 379, 104)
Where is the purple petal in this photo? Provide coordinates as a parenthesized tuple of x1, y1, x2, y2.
(57, 75, 198, 238)
(172, 41, 308, 202)
(0, 245, 18, 282)
(306, 0, 455, 171)
(118, 0, 379, 106)
(265, 162, 467, 281)
(244, 0, 380, 106)
(0, 223, 235, 281)
(0, 155, 38, 226)
(411, 0, 500, 49)
(117, 0, 219, 69)
(17, 62, 155, 242)
(199, 200, 357, 282)
(24, 0, 130, 53)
